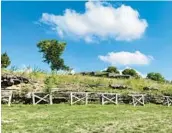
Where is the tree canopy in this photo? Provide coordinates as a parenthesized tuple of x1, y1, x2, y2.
(37, 40, 69, 71)
(147, 72, 165, 82)
(1, 52, 11, 68)
(122, 68, 139, 78)
(106, 66, 119, 73)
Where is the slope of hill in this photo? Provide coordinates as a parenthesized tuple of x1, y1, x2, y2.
(2, 69, 172, 95)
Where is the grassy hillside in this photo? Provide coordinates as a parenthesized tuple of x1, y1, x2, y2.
(2, 68, 172, 96)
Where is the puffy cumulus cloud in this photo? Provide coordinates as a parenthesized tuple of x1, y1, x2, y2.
(40, 1, 148, 42)
(98, 51, 153, 66)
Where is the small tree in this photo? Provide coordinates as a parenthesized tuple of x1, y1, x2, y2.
(1, 52, 11, 68)
(44, 74, 57, 93)
(37, 40, 69, 71)
(147, 72, 165, 82)
(122, 68, 139, 77)
(106, 66, 119, 73)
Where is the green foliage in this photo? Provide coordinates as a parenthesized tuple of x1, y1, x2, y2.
(147, 72, 165, 82)
(44, 73, 58, 92)
(122, 68, 139, 78)
(106, 66, 119, 73)
(37, 40, 69, 71)
(1, 52, 11, 68)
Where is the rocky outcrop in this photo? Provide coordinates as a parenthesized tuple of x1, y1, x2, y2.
(109, 84, 130, 89)
(1, 73, 29, 88)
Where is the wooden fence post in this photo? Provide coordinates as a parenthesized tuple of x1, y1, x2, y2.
(49, 92, 53, 105)
(85, 93, 88, 105)
(8, 93, 12, 106)
(32, 92, 35, 105)
(101, 94, 104, 105)
(70, 92, 73, 105)
(115, 94, 118, 105)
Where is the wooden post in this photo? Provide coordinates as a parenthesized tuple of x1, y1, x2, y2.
(8, 91, 12, 106)
(132, 96, 135, 106)
(115, 94, 118, 105)
(32, 92, 35, 105)
(70, 92, 73, 105)
(8, 95, 11, 106)
(142, 95, 145, 106)
(49, 92, 53, 105)
(85, 93, 88, 105)
(167, 98, 170, 107)
(101, 94, 104, 105)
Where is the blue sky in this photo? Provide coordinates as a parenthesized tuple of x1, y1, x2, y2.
(2, 1, 172, 80)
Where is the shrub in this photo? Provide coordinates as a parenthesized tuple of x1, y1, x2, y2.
(122, 68, 139, 78)
(44, 73, 58, 92)
(147, 72, 165, 82)
(106, 66, 119, 73)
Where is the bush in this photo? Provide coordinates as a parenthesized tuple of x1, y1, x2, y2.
(44, 73, 58, 92)
(147, 72, 165, 82)
(122, 68, 139, 78)
(106, 66, 119, 73)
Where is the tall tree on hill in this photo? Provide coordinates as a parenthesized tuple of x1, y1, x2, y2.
(37, 40, 69, 71)
(1, 52, 11, 68)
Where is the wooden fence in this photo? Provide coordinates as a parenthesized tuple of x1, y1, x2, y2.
(1, 89, 172, 107)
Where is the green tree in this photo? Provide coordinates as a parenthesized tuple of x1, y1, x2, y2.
(106, 66, 119, 73)
(37, 40, 69, 71)
(147, 72, 165, 82)
(1, 52, 11, 68)
(122, 68, 139, 77)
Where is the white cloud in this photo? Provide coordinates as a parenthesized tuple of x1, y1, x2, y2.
(39, 1, 148, 42)
(98, 51, 153, 66)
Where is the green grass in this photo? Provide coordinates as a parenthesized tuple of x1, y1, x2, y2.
(2, 104, 172, 133)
